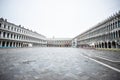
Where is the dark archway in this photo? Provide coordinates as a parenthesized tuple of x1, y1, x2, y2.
(105, 42, 107, 48)
(116, 31, 118, 38)
(99, 43, 101, 48)
(102, 43, 104, 48)
(13, 42, 15, 47)
(108, 42, 111, 48)
(2, 41, 5, 47)
(119, 30, 120, 38)
(6, 42, 9, 47)
(112, 41, 116, 48)
(10, 42, 12, 47)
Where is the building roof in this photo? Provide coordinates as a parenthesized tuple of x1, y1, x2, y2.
(47, 38, 72, 40)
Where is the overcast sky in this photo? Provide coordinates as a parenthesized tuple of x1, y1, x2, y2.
(0, 0, 120, 38)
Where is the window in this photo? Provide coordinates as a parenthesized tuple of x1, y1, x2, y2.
(115, 22, 117, 28)
(4, 24, 6, 28)
(14, 28, 16, 31)
(8, 26, 10, 30)
(14, 35, 16, 39)
(3, 32, 6, 38)
(113, 23, 115, 29)
(11, 27, 13, 30)
(11, 34, 13, 38)
(118, 20, 120, 27)
(0, 31, 1, 37)
(7, 33, 9, 38)
(2, 41, 5, 47)
(119, 30, 120, 38)
(0, 23, 1, 27)
(19, 29, 21, 32)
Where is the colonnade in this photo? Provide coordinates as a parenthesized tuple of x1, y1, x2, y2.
(0, 18, 47, 48)
(95, 41, 120, 48)
(47, 39, 72, 47)
(75, 11, 120, 49)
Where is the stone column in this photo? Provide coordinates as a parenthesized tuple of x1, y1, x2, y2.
(8, 42, 10, 47)
(117, 20, 119, 28)
(116, 43, 119, 48)
(1, 23, 4, 28)
(1, 31, 3, 38)
(11, 42, 14, 47)
(5, 33, 7, 38)
(9, 33, 11, 38)
(15, 42, 17, 47)
(4, 41, 7, 47)
(12, 34, 14, 39)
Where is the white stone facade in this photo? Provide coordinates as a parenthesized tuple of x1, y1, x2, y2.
(74, 11, 120, 48)
(0, 18, 47, 48)
(47, 38, 72, 47)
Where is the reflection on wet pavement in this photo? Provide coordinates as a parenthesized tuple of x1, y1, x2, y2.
(0, 48, 120, 80)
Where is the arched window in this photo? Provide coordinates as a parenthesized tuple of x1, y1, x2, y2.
(118, 20, 120, 27)
(0, 31, 1, 37)
(119, 30, 120, 38)
(6, 42, 9, 47)
(11, 27, 13, 30)
(2, 41, 5, 47)
(14, 28, 16, 31)
(3, 32, 6, 38)
(4, 24, 6, 28)
(7, 33, 9, 38)
(0, 23, 1, 27)
(8, 26, 10, 30)
(115, 22, 117, 28)
(11, 34, 13, 38)
(10, 42, 12, 47)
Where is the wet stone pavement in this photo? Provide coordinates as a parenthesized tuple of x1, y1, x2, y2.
(0, 47, 120, 80)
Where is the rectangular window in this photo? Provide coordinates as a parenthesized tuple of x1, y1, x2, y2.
(118, 20, 120, 27)
(3, 32, 6, 38)
(14, 28, 16, 31)
(11, 27, 13, 30)
(0, 31, 1, 37)
(7, 33, 9, 38)
(115, 22, 117, 28)
(8, 26, 10, 30)
(4, 24, 6, 28)
(0, 23, 1, 27)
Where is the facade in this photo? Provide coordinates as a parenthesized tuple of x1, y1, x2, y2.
(1, 11, 120, 49)
(47, 38, 72, 47)
(73, 11, 120, 49)
(0, 18, 47, 48)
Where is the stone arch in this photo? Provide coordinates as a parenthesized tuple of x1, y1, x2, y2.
(113, 32, 116, 39)
(6, 42, 9, 47)
(13, 42, 15, 47)
(99, 43, 101, 48)
(101, 42, 104, 48)
(112, 41, 116, 48)
(116, 31, 118, 38)
(0, 31, 1, 37)
(108, 42, 111, 48)
(7, 33, 9, 38)
(104, 42, 107, 48)
(2, 41, 5, 47)
(3, 32, 6, 38)
(119, 30, 120, 38)
(96, 43, 99, 48)
(10, 42, 12, 47)
(16, 42, 18, 47)
(95, 44, 97, 48)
